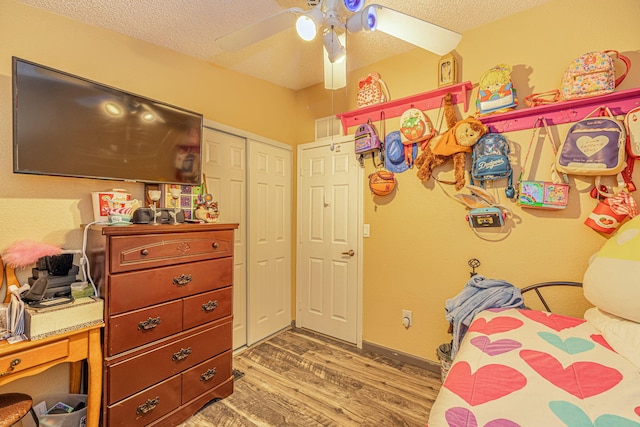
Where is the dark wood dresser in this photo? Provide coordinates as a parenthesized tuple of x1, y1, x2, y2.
(88, 223, 238, 427)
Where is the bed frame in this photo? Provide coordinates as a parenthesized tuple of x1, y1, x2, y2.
(520, 281, 582, 312)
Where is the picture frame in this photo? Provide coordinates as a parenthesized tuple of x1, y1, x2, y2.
(144, 183, 203, 220)
(438, 54, 458, 87)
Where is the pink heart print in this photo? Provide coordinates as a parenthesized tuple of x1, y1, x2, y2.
(590, 334, 616, 352)
(520, 350, 623, 399)
(519, 310, 585, 331)
(445, 361, 527, 406)
(468, 316, 524, 335)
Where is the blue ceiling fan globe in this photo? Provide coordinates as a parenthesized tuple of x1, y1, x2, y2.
(343, 0, 365, 13)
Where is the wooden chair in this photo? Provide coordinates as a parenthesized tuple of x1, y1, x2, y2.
(0, 393, 39, 427)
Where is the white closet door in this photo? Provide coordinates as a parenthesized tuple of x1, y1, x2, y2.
(202, 126, 247, 350)
(248, 139, 292, 345)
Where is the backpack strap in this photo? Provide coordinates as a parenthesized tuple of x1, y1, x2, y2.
(606, 50, 632, 88)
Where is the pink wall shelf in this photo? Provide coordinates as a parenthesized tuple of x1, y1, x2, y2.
(336, 81, 473, 135)
(479, 87, 640, 133)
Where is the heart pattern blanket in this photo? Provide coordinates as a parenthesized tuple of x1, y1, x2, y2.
(427, 308, 640, 427)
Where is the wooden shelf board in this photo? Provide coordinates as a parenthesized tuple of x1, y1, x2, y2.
(479, 87, 640, 133)
(336, 81, 474, 135)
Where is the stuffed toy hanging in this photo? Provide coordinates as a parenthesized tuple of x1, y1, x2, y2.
(415, 93, 488, 190)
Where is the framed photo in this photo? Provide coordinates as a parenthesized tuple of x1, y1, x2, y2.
(144, 183, 203, 220)
(438, 54, 458, 87)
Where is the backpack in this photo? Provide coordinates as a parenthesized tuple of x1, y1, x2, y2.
(356, 72, 390, 108)
(621, 106, 640, 191)
(354, 120, 383, 167)
(476, 64, 518, 116)
(560, 50, 631, 101)
(556, 106, 627, 197)
(469, 133, 515, 198)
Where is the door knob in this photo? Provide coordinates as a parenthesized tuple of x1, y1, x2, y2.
(341, 250, 355, 257)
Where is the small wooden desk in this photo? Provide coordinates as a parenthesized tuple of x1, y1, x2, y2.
(0, 324, 103, 427)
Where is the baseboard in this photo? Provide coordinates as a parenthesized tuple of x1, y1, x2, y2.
(362, 340, 441, 374)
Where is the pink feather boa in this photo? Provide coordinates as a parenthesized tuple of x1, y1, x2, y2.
(3, 240, 62, 269)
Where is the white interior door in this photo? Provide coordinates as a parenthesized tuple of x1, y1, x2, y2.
(248, 139, 292, 345)
(297, 137, 361, 344)
(202, 126, 247, 350)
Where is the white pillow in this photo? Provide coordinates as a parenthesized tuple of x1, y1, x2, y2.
(584, 307, 640, 369)
(583, 215, 640, 323)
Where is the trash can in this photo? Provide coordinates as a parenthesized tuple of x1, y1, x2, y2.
(436, 342, 453, 383)
(32, 394, 87, 427)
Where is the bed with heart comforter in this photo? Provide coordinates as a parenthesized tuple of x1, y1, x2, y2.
(427, 307, 640, 427)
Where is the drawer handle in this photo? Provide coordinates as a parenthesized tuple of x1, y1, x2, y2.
(138, 317, 161, 330)
(201, 300, 219, 312)
(200, 367, 217, 382)
(172, 347, 192, 361)
(140, 249, 149, 256)
(212, 242, 219, 249)
(172, 274, 192, 286)
(136, 396, 160, 415)
(0, 358, 22, 377)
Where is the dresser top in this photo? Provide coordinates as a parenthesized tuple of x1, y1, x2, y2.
(93, 222, 239, 236)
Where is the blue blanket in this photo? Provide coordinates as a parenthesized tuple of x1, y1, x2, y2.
(445, 275, 524, 358)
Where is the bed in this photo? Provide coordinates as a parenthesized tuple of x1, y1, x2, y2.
(428, 218, 640, 427)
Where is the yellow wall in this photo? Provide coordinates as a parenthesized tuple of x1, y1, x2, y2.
(1, 0, 640, 400)
(0, 0, 298, 258)
(297, 0, 640, 362)
(0, 0, 299, 398)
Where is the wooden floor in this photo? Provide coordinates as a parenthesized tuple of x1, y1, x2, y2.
(178, 328, 442, 427)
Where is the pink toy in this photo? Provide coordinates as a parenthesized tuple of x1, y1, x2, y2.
(3, 239, 62, 269)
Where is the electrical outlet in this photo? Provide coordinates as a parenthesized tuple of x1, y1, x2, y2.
(402, 309, 412, 328)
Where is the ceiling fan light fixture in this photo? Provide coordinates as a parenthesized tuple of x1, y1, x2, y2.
(342, 0, 365, 13)
(323, 30, 346, 63)
(295, 7, 324, 41)
(346, 5, 377, 33)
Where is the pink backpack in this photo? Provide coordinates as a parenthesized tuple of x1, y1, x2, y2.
(560, 50, 631, 101)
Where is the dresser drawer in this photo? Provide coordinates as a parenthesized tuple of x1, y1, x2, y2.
(109, 257, 233, 315)
(0, 339, 68, 376)
(107, 374, 181, 427)
(183, 287, 232, 330)
(109, 230, 234, 273)
(108, 300, 183, 356)
(181, 350, 232, 403)
(108, 319, 232, 404)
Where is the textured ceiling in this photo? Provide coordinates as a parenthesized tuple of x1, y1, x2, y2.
(18, 0, 552, 90)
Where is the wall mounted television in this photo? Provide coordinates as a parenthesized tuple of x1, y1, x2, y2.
(12, 57, 203, 185)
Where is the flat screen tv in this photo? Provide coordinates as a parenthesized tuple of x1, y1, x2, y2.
(12, 57, 203, 185)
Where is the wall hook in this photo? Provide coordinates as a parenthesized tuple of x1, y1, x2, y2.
(468, 258, 481, 277)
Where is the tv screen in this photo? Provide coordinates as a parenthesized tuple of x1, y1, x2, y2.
(12, 57, 203, 185)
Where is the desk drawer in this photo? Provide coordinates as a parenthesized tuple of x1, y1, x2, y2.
(108, 300, 183, 356)
(181, 350, 232, 403)
(183, 287, 232, 330)
(109, 257, 233, 315)
(0, 339, 68, 376)
(109, 230, 234, 273)
(107, 375, 181, 427)
(108, 319, 232, 404)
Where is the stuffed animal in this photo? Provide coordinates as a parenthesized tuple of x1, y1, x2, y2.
(415, 93, 488, 190)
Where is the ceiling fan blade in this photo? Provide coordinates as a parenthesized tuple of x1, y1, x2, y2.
(216, 7, 304, 51)
(370, 4, 462, 56)
(324, 33, 346, 90)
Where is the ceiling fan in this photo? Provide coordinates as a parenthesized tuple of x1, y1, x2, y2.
(216, 0, 462, 90)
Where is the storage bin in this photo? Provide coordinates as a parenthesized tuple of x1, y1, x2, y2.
(436, 342, 452, 383)
(32, 393, 87, 427)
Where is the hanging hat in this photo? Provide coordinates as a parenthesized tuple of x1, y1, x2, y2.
(385, 131, 417, 173)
